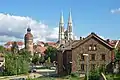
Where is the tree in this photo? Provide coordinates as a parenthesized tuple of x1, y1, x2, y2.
(88, 68, 100, 80)
(115, 48, 120, 61)
(45, 46, 57, 63)
(32, 54, 39, 65)
(39, 55, 45, 64)
(4, 50, 31, 76)
(11, 41, 19, 54)
(0, 46, 5, 53)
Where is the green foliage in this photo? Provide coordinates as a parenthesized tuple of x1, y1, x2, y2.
(98, 65, 106, 74)
(45, 46, 57, 63)
(0, 45, 5, 53)
(46, 57, 51, 63)
(3, 50, 31, 76)
(39, 55, 45, 63)
(44, 43, 48, 47)
(32, 54, 39, 64)
(115, 48, 120, 61)
(70, 72, 80, 78)
(88, 69, 100, 80)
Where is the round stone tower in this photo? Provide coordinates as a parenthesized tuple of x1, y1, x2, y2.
(24, 27, 33, 56)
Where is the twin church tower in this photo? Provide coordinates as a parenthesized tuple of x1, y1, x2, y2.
(24, 10, 74, 55)
(58, 10, 74, 45)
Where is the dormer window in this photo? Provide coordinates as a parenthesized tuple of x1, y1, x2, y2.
(89, 45, 92, 51)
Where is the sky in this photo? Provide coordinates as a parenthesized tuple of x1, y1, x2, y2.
(0, 0, 120, 45)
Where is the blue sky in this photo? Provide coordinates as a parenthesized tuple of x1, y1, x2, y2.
(0, 0, 120, 41)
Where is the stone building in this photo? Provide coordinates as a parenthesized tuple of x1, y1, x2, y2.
(57, 32, 115, 75)
(24, 27, 34, 56)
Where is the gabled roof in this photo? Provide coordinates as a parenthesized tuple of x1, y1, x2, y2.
(72, 32, 114, 49)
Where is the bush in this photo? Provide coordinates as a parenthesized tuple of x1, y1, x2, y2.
(88, 69, 100, 80)
(70, 72, 80, 78)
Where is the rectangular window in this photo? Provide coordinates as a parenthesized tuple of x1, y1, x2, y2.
(81, 54, 84, 60)
(81, 64, 84, 71)
(101, 54, 105, 61)
(91, 54, 95, 61)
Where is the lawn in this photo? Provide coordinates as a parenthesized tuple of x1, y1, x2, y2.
(106, 74, 120, 80)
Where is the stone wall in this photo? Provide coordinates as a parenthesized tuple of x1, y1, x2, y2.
(72, 37, 113, 73)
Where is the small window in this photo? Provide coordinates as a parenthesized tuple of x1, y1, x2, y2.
(89, 45, 92, 51)
(91, 54, 95, 61)
(81, 54, 84, 60)
(101, 54, 105, 61)
(81, 64, 84, 71)
(93, 45, 97, 51)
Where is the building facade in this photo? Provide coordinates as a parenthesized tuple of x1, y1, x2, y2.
(57, 32, 115, 75)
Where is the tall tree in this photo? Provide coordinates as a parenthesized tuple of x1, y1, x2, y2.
(45, 46, 57, 63)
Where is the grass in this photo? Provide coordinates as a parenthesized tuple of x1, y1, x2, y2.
(27, 76, 85, 80)
(106, 74, 120, 80)
(27, 77, 84, 80)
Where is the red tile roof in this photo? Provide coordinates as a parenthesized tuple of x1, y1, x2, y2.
(47, 42, 56, 45)
(4, 41, 24, 46)
(34, 45, 47, 54)
(37, 41, 45, 45)
(46, 42, 56, 47)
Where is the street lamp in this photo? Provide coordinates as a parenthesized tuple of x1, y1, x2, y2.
(83, 54, 89, 80)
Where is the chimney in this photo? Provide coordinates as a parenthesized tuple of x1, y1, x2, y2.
(106, 39, 110, 43)
(80, 37, 82, 40)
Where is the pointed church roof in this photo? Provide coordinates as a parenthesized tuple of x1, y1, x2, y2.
(60, 11, 64, 24)
(68, 9, 72, 24)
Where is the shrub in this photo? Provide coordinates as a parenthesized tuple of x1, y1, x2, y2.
(70, 72, 80, 78)
(89, 69, 100, 80)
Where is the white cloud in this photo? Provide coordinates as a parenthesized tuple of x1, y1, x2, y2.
(0, 13, 59, 45)
(111, 8, 120, 14)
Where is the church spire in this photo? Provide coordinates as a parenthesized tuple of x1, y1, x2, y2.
(67, 9, 73, 40)
(60, 11, 64, 24)
(59, 11, 64, 44)
(68, 9, 72, 24)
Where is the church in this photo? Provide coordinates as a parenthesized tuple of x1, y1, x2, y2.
(57, 10, 118, 75)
